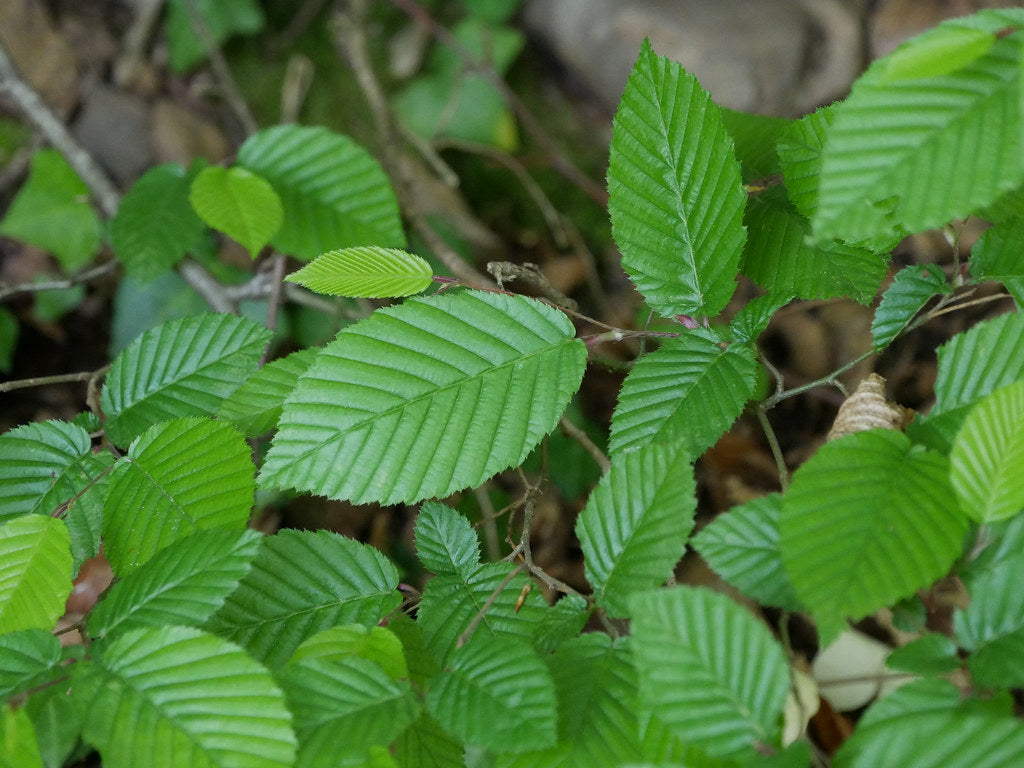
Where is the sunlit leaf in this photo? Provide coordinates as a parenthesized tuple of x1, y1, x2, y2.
(0, 516, 71, 634)
(286, 247, 433, 298)
(189, 165, 282, 259)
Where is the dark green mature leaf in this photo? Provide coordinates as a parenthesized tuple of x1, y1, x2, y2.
(777, 106, 833, 221)
(261, 291, 586, 505)
(73, 626, 295, 768)
(206, 530, 400, 668)
(607, 40, 746, 319)
(413, 502, 481, 577)
(719, 108, 790, 183)
(0, 629, 62, 698)
(24, 680, 81, 768)
(955, 553, 1024, 687)
(0, 516, 72, 634)
(165, 0, 264, 72)
(933, 311, 1024, 414)
(286, 247, 433, 298)
(393, 713, 464, 768)
(0, 420, 90, 521)
(693, 494, 802, 611)
(111, 163, 207, 282)
(426, 635, 557, 753)
(189, 166, 282, 259)
(871, 264, 950, 349)
(608, 335, 757, 457)
(780, 430, 969, 633)
(970, 217, 1024, 306)
(630, 587, 789, 761)
(885, 633, 960, 676)
(217, 348, 318, 437)
(88, 528, 262, 638)
(103, 418, 254, 575)
(729, 293, 793, 344)
(576, 441, 696, 617)
(812, 10, 1024, 245)
(238, 125, 405, 260)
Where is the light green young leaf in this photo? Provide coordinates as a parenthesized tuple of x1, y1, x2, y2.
(729, 293, 793, 344)
(0, 629, 62, 699)
(630, 587, 790, 761)
(719, 108, 790, 183)
(278, 656, 419, 768)
(812, 10, 1024, 244)
(413, 501, 481, 577)
(425, 635, 557, 753)
(189, 165, 282, 259)
(0, 149, 101, 271)
(238, 125, 405, 260)
(165, 0, 264, 72)
(261, 291, 586, 505)
(216, 347, 318, 437)
(111, 163, 207, 282)
(871, 264, 950, 349)
(0, 516, 71, 634)
(607, 39, 746, 319)
(933, 311, 1024, 414)
(286, 247, 433, 298)
(289, 625, 408, 681)
(692, 494, 802, 611)
(879, 24, 997, 82)
(608, 335, 757, 457)
(88, 528, 262, 639)
(576, 441, 696, 617)
(950, 381, 1024, 522)
(73, 626, 295, 768)
(970, 217, 1024, 306)
(103, 417, 254, 575)
(101, 313, 272, 447)
(206, 529, 400, 668)
(0, 706, 43, 768)
(955, 552, 1024, 687)
(780, 430, 969, 631)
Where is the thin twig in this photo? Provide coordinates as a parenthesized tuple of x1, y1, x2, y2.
(0, 371, 96, 394)
(559, 414, 610, 473)
(755, 405, 789, 490)
(177, 259, 236, 313)
(0, 262, 118, 301)
(114, 0, 164, 87)
(764, 349, 876, 409)
(456, 564, 523, 648)
(474, 486, 501, 561)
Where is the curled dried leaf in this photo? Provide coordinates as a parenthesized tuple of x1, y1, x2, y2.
(827, 373, 914, 441)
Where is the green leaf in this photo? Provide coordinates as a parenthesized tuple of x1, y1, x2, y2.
(970, 218, 1024, 306)
(165, 0, 264, 72)
(103, 417, 254, 575)
(532, 593, 591, 654)
(189, 166, 282, 259)
(0, 420, 90, 521)
(0, 149, 101, 271)
(630, 586, 790, 761)
(719, 108, 790, 183)
(101, 313, 272, 446)
(111, 163, 207, 282)
(289, 625, 408, 681)
(0, 629, 62, 698)
(73, 626, 295, 768)
(206, 529, 400, 668)
(933, 311, 1024, 414)
(393, 714, 464, 768)
(955, 552, 1024, 687)
(692, 494, 802, 611)
(885, 633, 961, 676)
(776, 105, 833, 222)
(576, 441, 696, 617)
(961, 513, 1024, 585)
(278, 656, 419, 767)
(286, 247, 433, 298)
(0, 307, 16, 373)
(88, 528, 261, 639)
(780, 430, 969, 630)
(607, 39, 746, 319)
(425, 635, 557, 753)
(0, 516, 71, 634)
(0, 706, 43, 768)
(414, 501, 481, 577)
(608, 335, 757, 457)
(880, 24, 997, 81)
(950, 381, 1024, 522)
(811, 10, 1024, 244)
(729, 293, 793, 344)
(24, 681, 81, 768)
(237, 125, 405, 260)
(741, 187, 888, 304)
(216, 347, 317, 437)
(261, 291, 586, 505)
(871, 264, 950, 349)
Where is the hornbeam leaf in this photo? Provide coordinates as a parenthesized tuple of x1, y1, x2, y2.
(286, 247, 433, 298)
(260, 291, 586, 505)
(607, 40, 746, 319)
(413, 501, 481, 577)
(189, 166, 282, 259)
(871, 264, 950, 349)
(970, 218, 1024, 306)
(217, 348, 318, 438)
(0, 629, 62, 699)
(0, 516, 72, 634)
(933, 311, 1024, 414)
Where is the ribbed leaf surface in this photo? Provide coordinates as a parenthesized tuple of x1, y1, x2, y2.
(73, 626, 295, 768)
(289, 626, 408, 681)
(0, 420, 90, 520)
(777, 106, 833, 221)
(955, 553, 1024, 687)
(933, 311, 1024, 413)
(101, 313, 272, 447)
(23, 679, 80, 768)
(812, 11, 1024, 244)
(261, 291, 587, 505)
(885, 633, 960, 676)
(103, 418, 254, 575)
(217, 348, 317, 437)
(608, 335, 757, 457)
(0, 516, 71, 634)
(413, 501, 481, 576)
(742, 187, 887, 304)
(0, 629, 61, 698)
(607, 40, 746, 319)
(206, 530, 400, 668)
(393, 714, 463, 768)
(426, 635, 557, 753)
(576, 441, 696, 617)
(111, 163, 206, 281)
(278, 656, 419, 767)
(88, 529, 262, 639)
(237, 125, 405, 260)
(630, 587, 789, 761)
(692, 494, 802, 611)
(871, 264, 950, 349)
(286, 247, 433, 298)
(970, 218, 1024, 306)
(189, 166, 282, 259)
(719, 108, 789, 183)
(729, 293, 793, 344)
(780, 430, 969, 630)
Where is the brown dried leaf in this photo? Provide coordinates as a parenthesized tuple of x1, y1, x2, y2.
(827, 373, 914, 441)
